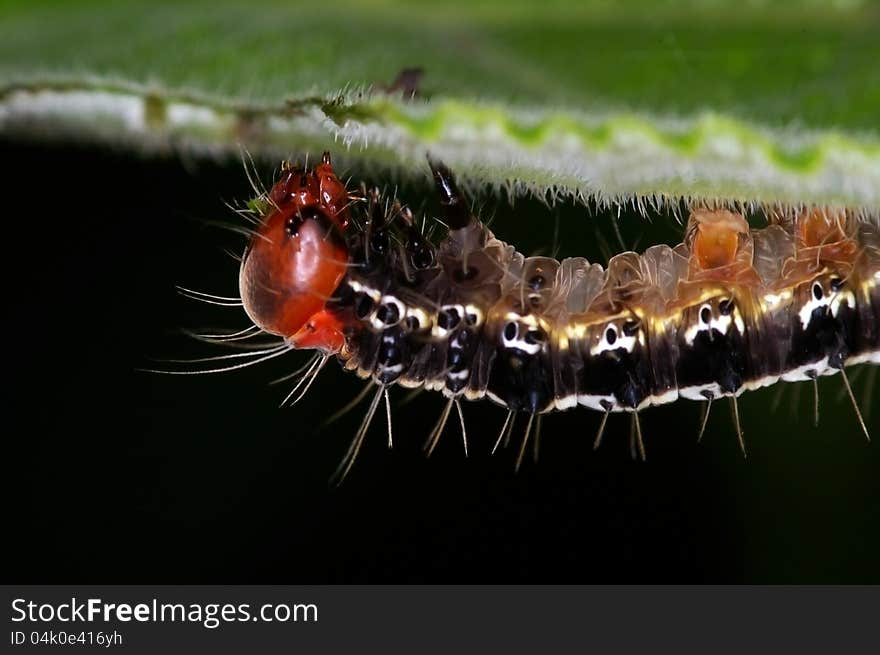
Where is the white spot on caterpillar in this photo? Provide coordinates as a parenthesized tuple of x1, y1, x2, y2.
(678, 383, 724, 401)
(464, 304, 484, 327)
(683, 300, 743, 345)
(798, 282, 830, 328)
(370, 295, 406, 329)
(431, 303, 465, 339)
(577, 394, 617, 412)
(781, 358, 832, 382)
(589, 323, 637, 356)
(405, 306, 431, 331)
(348, 279, 381, 301)
(554, 394, 577, 411)
(763, 290, 792, 309)
(847, 350, 880, 365)
(500, 313, 543, 355)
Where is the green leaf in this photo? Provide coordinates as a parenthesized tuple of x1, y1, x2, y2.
(2, 0, 879, 208)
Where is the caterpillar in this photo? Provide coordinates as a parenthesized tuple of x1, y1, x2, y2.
(223, 152, 878, 482)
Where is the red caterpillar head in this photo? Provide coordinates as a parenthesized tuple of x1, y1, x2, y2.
(239, 153, 351, 352)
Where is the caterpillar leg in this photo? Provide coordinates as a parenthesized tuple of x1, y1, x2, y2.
(629, 411, 646, 462)
(728, 396, 747, 458)
(514, 412, 536, 473)
(697, 391, 714, 443)
(839, 367, 871, 442)
(428, 157, 474, 230)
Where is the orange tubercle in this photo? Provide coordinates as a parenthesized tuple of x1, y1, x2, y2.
(795, 208, 857, 264)
(686, 209, 761, 285)
(797, 208, 846, 249)
(690, 209, 749, 270)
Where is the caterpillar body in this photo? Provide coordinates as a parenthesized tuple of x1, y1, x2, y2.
(234, 153, 878, 480)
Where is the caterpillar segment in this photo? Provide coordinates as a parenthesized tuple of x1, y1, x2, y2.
(237, 153, 879, 478)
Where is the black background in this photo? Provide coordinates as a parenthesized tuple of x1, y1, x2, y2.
(4, 137, 879, 583)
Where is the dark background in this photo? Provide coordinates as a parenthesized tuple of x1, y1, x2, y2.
(4, 137, 878, 583)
